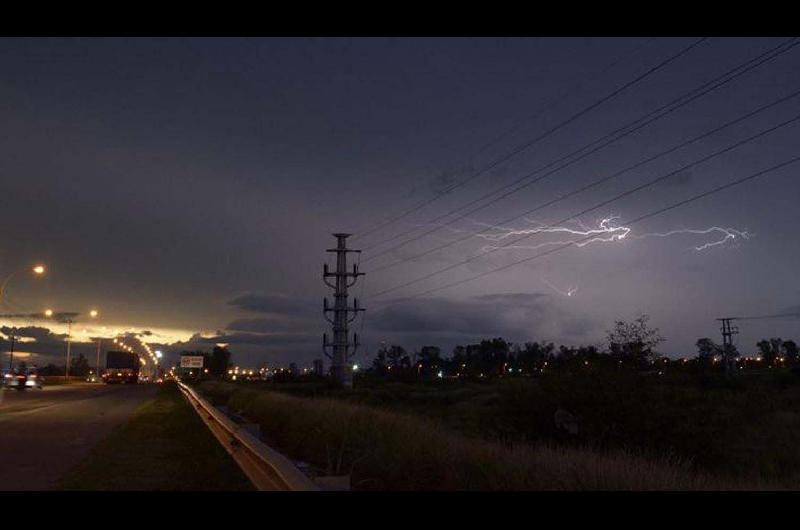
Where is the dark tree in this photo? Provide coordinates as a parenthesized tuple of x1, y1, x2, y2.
(70, 353, 90, 377)
(371, 345, 389, 375)
(606, 314, 664, 366)
(783, 340, 799, 364)
(757, 338, 782, 365)
(386, 345, 407, 369)
(696, 338, 719, 361)
(417, 346, 442, 377)
(38, 363, 62, 376)
(208, 345, 232, 376)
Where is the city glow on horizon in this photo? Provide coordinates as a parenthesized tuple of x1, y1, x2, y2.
(0, 315, 198, 349)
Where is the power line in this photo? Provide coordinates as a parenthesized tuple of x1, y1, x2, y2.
(376, 155, 800, 303)
(352, 37, 708, 243)
(369, 85, 800, 274)
(363, 38, 797, 262)
(368, 111, 800, 299)
(735, 312, 800, 321)
(475, 37, 657, 156)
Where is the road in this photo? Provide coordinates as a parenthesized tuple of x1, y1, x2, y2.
(0, 383, 157, 490)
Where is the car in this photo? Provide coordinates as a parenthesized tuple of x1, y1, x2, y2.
(4, 369, 44, 390)
(86, 374, 101, 383)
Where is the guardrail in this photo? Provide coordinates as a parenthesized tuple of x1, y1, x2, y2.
(176, 380, 320, 491)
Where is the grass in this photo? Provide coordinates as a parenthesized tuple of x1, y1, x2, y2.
(57, 382, 253, 491)
(197, 380, 763, 490)
(230, 367, 800, 486)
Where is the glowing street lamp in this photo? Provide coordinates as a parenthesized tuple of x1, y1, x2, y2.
(44, 309, 54, 318)
(89, 309, 98, 318)
(0, 263, 47, 305)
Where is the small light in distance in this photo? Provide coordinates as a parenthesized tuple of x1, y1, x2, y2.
(32, 265, 45, 275)
(44, 309, 53, 317)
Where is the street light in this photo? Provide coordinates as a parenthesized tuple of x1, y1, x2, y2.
(0, 263, 46, 305)
(47, 308, 99, 383)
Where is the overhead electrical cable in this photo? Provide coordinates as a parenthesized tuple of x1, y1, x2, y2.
(362, 38, 797, 263)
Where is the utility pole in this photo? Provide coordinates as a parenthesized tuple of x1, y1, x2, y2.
(65, 318, 73, 381)
(7, 328, 16, 371)
(717, 317, 739, 376)
(323, 233, 364, 388)
(96, 338, 102, 377)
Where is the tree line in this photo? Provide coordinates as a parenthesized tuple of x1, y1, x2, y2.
(366, 314, 800, 380)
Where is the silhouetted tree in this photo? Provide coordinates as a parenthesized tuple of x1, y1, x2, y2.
(513, 342, 553, 373)
(70, 353, 90, 376)
(371, 345, 389, 375)
(606, 314, 664, 366)
(757, 338, 782, 365)
(386, 345, 407, 369)
(696, 338, 719, 367)
(417, 346, 442, 377)
(208, 345, 232, 376)
(38, 363, 62, 376)
(783, 340, 798, 365)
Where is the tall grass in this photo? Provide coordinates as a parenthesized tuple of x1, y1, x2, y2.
(197, 381, 759, 490)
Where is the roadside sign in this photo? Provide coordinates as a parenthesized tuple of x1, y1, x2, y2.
(180, 355, 204, 368)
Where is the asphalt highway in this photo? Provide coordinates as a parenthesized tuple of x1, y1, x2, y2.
(0, 383, 157, 490)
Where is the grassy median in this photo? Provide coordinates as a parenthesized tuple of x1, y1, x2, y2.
(197, 380, 765, 490)
(58, 382, 253, 490)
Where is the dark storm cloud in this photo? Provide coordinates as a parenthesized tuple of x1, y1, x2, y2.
(180, 331, 315, 347)
(227, 317, 307, 333)
(776, 305, 800, 318)
(368, 292, 597, 342)
(227, 293, 313, 316)
(225, 292, 316, 337)
(0, 325, 83, 364)
(429, 165, 475, 195)
(1, 325, 67, 343)
(2, 37, 799, 364)
(659, 169, 694, 187)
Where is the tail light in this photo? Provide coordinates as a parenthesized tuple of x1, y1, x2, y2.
(29, 374, 37, 379)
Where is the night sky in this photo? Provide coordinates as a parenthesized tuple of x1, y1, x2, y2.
(1, 37, 798, 369)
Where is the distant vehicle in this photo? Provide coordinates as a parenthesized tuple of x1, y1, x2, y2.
(4, 369, 44, 391)
(102, 351, 139, 384)
(86, 374, 101, 383)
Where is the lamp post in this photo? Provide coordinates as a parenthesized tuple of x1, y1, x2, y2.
(65, 317, 73, 380)
(0, 264, 45, 305)
(7, 328, 16, 372)
(45, 309, 96, 383)
(95, 337, 102, 378)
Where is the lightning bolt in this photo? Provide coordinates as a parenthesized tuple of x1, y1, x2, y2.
(629, 227, 750, 251)
(475, 216, 630, 252)
(540, 277, 579, 298)
(473, 217, 750, 253)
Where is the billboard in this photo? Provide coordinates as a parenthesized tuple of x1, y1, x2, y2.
(180, 355, 204, 368)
